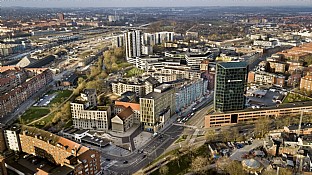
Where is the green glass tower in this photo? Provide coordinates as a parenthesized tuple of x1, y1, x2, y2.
(214, 62, 248, 112)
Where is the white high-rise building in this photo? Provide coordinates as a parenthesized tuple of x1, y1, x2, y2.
(155, 32, 174, 45)
(124, 30, 142, 63)
(142, 32, 174, 46)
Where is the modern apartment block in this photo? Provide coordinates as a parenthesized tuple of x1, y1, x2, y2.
(140, 84, 175, 132)
(71, 89, 111, 131)
(112, 34, 124, 48)
(214, 62, 248, 112)
(3, 125, 101, 175)
(111, 77, 160, 97)
(124, 30, 142, 62)
(300, 75, 312, 92)
(142, 31, 174, 46)
(158, 65, 202, 80)
(175, 79, 208, 112)
(4, 129, 21, 152)
(0, 67, 53, 118)
(185, 52, 211, 70)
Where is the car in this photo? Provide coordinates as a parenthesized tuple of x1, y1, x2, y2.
(106, 158, 111, 161)
(142, 155, 147, 159)
(123, 161, 128, 164)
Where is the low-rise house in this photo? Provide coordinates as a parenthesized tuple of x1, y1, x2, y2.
(111, 107, 134, 133)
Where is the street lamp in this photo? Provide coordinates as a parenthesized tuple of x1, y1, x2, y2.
(298, 110, 312, 136)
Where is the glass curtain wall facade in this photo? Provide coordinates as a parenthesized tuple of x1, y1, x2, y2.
(214, 62, 248, 112)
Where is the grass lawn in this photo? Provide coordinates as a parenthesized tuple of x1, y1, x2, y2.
(175, 135, 187, 143)
(283, 93, 311, 103)
(20, 107, 50, 124)
(117, 62, 132, 69)
(30, 112, 55, 129)
(49, 90, 72, 106)
(124, 67, 144, 77)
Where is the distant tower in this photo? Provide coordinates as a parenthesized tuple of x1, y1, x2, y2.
(57, 13, 65, 21)
(214, 62, 248, 112)
(124, 30, 142, 63)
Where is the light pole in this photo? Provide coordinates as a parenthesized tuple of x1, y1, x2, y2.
(298, 109, 311, 136)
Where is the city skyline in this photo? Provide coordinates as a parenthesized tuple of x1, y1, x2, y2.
(2, 0, 312, 7)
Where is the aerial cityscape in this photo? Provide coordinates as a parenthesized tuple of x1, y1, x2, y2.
(0, 1, 312, 175)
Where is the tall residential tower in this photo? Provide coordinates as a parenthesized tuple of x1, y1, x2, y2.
(124, 30, 142, 64)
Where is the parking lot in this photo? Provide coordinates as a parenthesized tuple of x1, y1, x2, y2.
(34, 93, 57, 107)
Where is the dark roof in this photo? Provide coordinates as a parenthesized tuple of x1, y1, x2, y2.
(26, 55, 55, 68)
(218, 61, 248, 69)
(121, 91, 136, 97)
(83, 88, 96, 95)
(145, 76, 160, 86)
(62, 73, 78, 84)
(117, 107, 134, 120)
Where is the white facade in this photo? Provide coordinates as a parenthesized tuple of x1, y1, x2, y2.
(124, 30, 142, 60)
(155, 32, 174, 45)
(4, 130, 21, 152)
(142, 32, 174, 46)
(71, 103, 111, 131)
(175, 79, 208, 112)
(112, 34, 124, 48)
(185, 53, 209, 70)
(253, 40, 278, 48)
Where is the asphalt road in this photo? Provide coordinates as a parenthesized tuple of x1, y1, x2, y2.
(100, 124, 184, 175)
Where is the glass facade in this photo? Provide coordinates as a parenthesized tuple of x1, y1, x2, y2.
(214, 62, 248, 112)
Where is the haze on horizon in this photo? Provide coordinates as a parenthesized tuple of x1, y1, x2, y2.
(2, 0, 312, 8)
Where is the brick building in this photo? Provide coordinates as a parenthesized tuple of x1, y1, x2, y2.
(4, 125, 101, 175)
(0, 68, 53, 118)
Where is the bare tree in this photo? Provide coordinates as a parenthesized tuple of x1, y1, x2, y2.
(159, 165, 169, 175)
(172, 149, 181, 168)
(190, 156, 209, 174)
(254, 117, 270, 138)
(205, 129, 216, 142)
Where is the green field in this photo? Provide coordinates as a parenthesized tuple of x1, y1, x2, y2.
(20, 90, 72, 126)
(20, 107, 50, 124)
(49, 90, 72, 106)
(283, 93, 311, 103)
(124, 67, 144, 77)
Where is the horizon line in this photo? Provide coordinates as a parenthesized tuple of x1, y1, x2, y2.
(2, 5, 312, 8)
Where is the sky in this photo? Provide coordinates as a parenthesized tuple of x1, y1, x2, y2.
(1, 0, 312, 7)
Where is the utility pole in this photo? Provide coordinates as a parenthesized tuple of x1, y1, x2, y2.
(298, 110, 303, 136)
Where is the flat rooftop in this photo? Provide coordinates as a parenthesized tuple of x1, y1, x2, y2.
(211, 101, 312, 115)
(218, 61, 248, 69)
